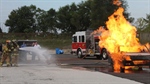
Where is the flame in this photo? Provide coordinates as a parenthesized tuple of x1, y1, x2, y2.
(99, 7, 143, 53)
(94, 0, 150, 72)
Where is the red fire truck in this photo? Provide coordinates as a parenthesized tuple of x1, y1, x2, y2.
(71, 29, 108, 60)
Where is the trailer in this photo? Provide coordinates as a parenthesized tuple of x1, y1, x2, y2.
(121, 52, 150, 72)
(109, 52, 150, 73)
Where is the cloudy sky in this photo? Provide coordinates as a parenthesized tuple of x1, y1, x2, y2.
(0, 0, 150, 32)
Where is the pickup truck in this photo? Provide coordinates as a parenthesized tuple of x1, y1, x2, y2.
(17, 40, 37, 62)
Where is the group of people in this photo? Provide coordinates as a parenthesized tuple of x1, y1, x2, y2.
(20, 41, 41, 61)
(0, 40, 19, 67)
(31, 42, 41, 60)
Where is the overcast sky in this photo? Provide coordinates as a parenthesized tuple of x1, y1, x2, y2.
(0, 0, 150, 32)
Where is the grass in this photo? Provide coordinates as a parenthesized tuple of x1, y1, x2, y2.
(0, 33, 72, 49)
(38, 39, 72, 49)
(1, 33, 150, 49)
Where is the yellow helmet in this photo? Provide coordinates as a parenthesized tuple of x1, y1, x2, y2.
(6, 40, 11, 43)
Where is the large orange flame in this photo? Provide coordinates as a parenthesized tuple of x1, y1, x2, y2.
(94, 0, 149, 72)
(99, 7, 143, 53)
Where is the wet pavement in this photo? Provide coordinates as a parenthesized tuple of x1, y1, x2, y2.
(53, 54, 150, 84)
(12, 53, 150, 84)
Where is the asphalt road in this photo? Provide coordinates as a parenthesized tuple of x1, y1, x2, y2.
(52, 54, 150, 84)
(0, 53, 150, 84)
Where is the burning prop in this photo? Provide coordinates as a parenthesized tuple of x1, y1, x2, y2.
(94, 0, 150, 72)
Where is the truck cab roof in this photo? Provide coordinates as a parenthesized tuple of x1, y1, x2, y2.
(17, 40, 37, 47)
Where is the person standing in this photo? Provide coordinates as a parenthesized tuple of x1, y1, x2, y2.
(0, 40, 11, 67)
(34, 42, 41, 49)
(0, 43, 2, 59)
(32, 42, 41, 60)
(21, 42, 26, 48)
(11, 40, 19, 67)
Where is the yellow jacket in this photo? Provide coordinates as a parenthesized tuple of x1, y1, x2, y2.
(2, 44, 9, 53)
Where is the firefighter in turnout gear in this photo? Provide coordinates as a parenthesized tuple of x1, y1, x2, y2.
(10, 40, 19, 67)
(0, 40, 12, 67)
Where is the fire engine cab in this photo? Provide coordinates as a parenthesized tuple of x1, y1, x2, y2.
(71, 29, 108, 60)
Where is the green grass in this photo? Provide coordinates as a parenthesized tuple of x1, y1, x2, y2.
(38, 39, 72, 49)
(0, 33, 72, 49)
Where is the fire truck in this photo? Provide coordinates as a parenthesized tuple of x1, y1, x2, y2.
(71, 29, 108, 60)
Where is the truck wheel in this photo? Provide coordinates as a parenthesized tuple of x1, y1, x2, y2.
(138, 67, 143, 71)
(101, 49, 108, 60)
(77, 49, 83, 58)
(120, 67, 125, 73)
(108, 56, 113, 65)
(96, 55, 102, 60)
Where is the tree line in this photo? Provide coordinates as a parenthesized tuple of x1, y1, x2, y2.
(4, 0, 137, 34)
(134, 14, 150, 33)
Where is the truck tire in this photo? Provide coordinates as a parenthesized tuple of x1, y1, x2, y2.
(108, 56, 113, 65)
(120, 67, 125, 73)
(138, 67, 143, 71)
(77, 49, 83, 58)
(96, 55, 102, 60)
(101, 49, 108, 60)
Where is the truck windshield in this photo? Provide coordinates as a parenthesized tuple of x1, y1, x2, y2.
(72, 36, 77, 42)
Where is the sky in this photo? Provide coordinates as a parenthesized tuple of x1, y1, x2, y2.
(0, 0, 150, 32)
(127, 0, 150, 19)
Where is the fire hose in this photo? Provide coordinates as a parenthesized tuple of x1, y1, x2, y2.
(47, 49, 103, 65)
(47, 47, 98, 65)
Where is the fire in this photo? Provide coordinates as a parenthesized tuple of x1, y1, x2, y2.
(100, 7, 143, 53)
(94, 0, 149, 72)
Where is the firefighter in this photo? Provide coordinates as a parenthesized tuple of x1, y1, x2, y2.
(0, 40, 11, 67)
(0, 43, 2, 60)
(11, 40, 19, 67)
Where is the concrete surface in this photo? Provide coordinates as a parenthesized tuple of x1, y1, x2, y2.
(0, 48, 145, 84)
(0, 63, 143, 84)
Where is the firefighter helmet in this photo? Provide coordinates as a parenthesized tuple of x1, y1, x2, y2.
(6, 40, 11, 43)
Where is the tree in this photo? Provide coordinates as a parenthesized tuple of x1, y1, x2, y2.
(45, 8, 57, 33)
(90, 0, 132, 29)
(56, 2, 92, 34)
(134, 18, 147, 32)
(35, 8, 47, 33)
(71, 1, 92, 31)
(55, 0, 132, 34)
(5, 0, 132, 34)
(5, 5, 39, 33)
(56, 4, 77, 34)
(142, 14, 150, 32)
(121, 0, 134, 23)
(90, 0, 117, 29)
